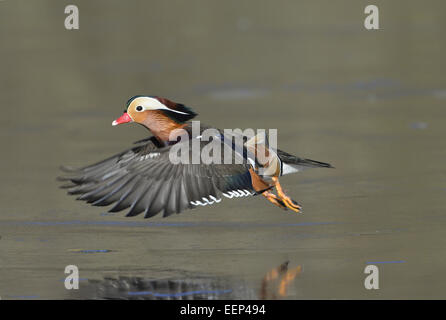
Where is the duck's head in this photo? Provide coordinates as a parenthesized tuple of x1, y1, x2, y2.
(112, 96, 197, 127)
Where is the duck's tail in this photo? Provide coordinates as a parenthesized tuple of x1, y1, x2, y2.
(277, 149, 334, 172)
(295, 158, 334, 169)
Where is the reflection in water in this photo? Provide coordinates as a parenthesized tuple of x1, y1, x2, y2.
(73, 261, 301, 300)
(260, 261, 302, 299)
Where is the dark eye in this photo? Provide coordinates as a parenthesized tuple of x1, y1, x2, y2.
(136, 106, 143, 111)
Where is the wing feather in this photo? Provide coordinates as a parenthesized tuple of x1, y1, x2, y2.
(59, 136, 255, 218)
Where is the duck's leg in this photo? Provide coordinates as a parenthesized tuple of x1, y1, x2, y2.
(272, 177, 302, 213)
(262, 190, 287, 210)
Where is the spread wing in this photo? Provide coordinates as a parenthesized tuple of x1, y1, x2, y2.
(58, 137, 255, 218)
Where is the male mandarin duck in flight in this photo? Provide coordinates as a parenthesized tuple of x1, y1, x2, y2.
(59, 96, 333, 218)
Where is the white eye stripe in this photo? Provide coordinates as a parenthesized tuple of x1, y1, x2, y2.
(134, 97, 189, 115)
(160, 105, 189, 115)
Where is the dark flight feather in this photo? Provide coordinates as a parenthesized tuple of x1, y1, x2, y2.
(58, 135, 255, 218)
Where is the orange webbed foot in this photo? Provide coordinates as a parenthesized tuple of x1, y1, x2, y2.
(280, 195, 302, 213)
(272, 177, 302, 214)
(262, 190, 287, 210)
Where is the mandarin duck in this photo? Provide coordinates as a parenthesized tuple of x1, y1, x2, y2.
(59, 96, 333, 218)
